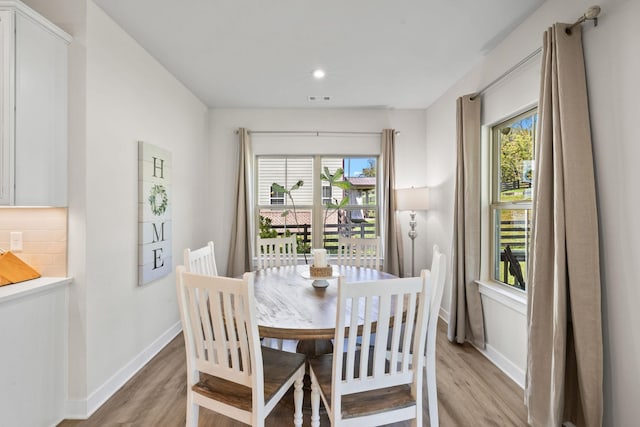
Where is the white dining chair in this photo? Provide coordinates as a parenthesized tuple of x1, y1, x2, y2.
(336, 236, 381, 270)
(308, 273, 431, 427)
(183, 241, 218, 275)
(176, 267, 306, 427)
(256, 235, 298, 269)
(256, 235, 298, 350)
(423, 244, 447, 427)
(385, 244, 447, 426)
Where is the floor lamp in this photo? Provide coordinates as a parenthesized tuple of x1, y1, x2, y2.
(396, 187, 429, 277)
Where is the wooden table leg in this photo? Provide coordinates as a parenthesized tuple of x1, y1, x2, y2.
(280, 339, 333, 418)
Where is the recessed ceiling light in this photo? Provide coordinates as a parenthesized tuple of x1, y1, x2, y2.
(312, 69, 326, 79)
(307, 95, 331, 102)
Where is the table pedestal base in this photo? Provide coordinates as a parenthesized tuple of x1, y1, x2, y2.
(297, 338, 333, 357)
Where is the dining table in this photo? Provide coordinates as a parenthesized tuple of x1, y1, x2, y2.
(253, 264, 397, 356)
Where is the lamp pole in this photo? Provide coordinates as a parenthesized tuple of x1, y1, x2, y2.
(395, 186, 429, 278)
(408, 210, 418, 277)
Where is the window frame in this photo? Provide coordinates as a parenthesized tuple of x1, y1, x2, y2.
(254, 154, 380, 258)
(489, 108, 537, 292)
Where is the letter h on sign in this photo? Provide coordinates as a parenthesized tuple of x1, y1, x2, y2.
(153, 157, 164, 178)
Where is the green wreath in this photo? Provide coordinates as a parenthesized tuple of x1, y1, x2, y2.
(148, 184, 168, 216)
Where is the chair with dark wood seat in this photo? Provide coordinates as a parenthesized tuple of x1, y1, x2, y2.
(384, 245, 447, 426)
(424, 244, 447, 426)
(336, 236, 381, 270)
(183, 241, 218, 275)
(176, 267, 306, 427)
(309, 273, 431, 427)
(256, 235, 298, 269)
(255, 235, 299, 350)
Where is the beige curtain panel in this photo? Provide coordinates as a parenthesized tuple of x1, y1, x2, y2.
(381, 129, 403, 277)
(226, 128, 254, 277)
(447, 95, 485, 349)
(525, 24, 603, 427)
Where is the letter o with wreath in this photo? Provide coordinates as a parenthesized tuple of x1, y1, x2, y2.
(148, 184, 168, 216)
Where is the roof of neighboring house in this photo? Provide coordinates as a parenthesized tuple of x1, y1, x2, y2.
(347, 177, 376, 188)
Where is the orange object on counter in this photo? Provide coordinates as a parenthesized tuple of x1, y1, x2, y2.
(0, 251, 41, 286)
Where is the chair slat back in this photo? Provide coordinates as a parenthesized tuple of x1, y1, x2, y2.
(184, 241, 218, 276)
(332, 275, 429, 411)
(176, 267, 261, 388)
(256, 235, 297, 269)
(336, 236, 381, 270)
(426, 245, 446, 359)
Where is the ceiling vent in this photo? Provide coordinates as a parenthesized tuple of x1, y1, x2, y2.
(307, 95, 331, 102)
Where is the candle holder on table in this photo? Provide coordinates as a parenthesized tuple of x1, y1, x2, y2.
(309, 265, 332, 288)
(308, 249, 333, 288)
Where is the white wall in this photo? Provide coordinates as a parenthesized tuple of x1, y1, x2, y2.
(208, 109, 427, 277)
(23, 0, 211, 418)
(585, 1, 640, 425)
(83, 0, 209, 405)
(424, 0, 640, 425)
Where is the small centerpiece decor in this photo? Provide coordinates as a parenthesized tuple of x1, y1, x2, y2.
(310, 249, 332, 278)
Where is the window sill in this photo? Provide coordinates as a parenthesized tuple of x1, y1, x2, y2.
(475, 280, 527, 315)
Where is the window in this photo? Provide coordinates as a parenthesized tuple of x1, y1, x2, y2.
(490, 109, 537, 290)
(321, 185, 332, 204)
(257, 157, 313, 253)
(270, 184, 285, 205)
(256, 156, 378, 255)
(322, 157, 378, 243)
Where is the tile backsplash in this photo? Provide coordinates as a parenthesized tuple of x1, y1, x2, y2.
(0, 208, 67, 277)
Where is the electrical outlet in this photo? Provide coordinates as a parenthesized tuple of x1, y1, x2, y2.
(10, 231, 23, 252)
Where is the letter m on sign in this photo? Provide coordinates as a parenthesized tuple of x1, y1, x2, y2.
(152, 222, 165, 243)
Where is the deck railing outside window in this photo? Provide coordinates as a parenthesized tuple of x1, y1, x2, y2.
(270, 221, 376, 254)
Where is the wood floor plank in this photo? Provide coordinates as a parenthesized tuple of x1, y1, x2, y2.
(58, 320, 527, 426)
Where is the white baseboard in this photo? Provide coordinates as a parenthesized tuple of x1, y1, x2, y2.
(65, 321, 182, 419)
(474, 342, 525, 388)
(439, 309, 525, 389)
(64, 399, 88, 421)
(439, 306, 449, 323)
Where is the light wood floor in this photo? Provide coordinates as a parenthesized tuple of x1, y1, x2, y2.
(58, 320, 527, 426)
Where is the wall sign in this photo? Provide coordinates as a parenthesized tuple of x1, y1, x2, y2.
(138, 141, 172, 285)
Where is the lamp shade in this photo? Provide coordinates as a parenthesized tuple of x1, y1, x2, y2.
(395, 187, 429, 211)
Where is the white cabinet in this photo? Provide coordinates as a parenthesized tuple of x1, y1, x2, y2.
(0, 277, 71, 426)
(0, 2, 71, 206)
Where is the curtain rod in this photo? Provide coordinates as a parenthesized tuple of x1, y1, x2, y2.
(566, 5, 601, 35)
(471, 5, 601, 100)
(470, 48, 542, 100)
(236, 130, 400, 135)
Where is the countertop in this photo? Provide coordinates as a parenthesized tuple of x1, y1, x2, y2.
(0, 276, 71, 304)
